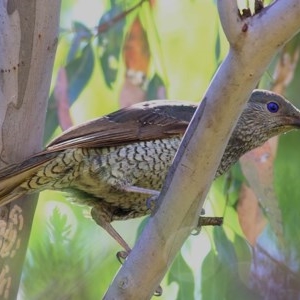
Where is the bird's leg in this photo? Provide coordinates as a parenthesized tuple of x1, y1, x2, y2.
(119, 185, 160, 213)
(120, 185, 160, 196)
(122, 186, 216, 225)
(91, 199, 163, 295)
(122, 186, 210, 219)
(90, 186, 160, 261)
(91, 204, 132, 262)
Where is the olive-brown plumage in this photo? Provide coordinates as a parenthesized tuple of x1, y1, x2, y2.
(0, 89, 300, 252)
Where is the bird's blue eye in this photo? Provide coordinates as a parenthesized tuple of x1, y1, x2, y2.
(267, 102, 279, 113)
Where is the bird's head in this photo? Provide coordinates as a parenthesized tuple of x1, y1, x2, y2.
(232, 90, 300, 151)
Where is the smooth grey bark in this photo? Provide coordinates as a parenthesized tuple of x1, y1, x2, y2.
(0, 1, 61, 299)
(104, 1, 300, 299)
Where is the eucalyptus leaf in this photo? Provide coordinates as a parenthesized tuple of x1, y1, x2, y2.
(66, 43, 95, 105)
(167, 252, 195, 300)
(98, 5, 125, 87)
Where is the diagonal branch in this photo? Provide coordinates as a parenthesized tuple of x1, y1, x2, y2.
(104, 0, 300, 298)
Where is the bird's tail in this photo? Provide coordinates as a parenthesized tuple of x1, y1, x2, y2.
(0, 152, 57, 206)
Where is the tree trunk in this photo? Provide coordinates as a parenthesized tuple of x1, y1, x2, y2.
(0, 1, 61, 299)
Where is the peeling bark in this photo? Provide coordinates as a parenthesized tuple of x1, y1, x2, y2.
(0, 1, 61, 298)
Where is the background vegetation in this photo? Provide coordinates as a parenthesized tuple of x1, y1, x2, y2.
(19, 1, 300, 299)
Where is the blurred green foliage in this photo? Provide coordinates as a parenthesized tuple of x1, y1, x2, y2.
(20, 0, 300, 299)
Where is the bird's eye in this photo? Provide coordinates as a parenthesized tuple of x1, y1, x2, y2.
(267, 102, 279, 113)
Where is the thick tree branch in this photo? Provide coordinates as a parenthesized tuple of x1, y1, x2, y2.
(105, 0, 300, 299)
(0, 1, 60, 298)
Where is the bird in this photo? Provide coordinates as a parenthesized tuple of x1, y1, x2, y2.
(0, 89, 300, 254)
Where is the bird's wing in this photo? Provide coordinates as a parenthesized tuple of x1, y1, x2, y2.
(0, 100, 197, 204)
(0, 100, 196, 190)
(46, 100, 197, 152)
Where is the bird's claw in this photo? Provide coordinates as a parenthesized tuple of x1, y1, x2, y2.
(116, 250, 129, 264)
(154, 285, 163, 297)
(146, 195, 159, 214)
(191, 227, 201, 236)
(191, 208, 206, 235)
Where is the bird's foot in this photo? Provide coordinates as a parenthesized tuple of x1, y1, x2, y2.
(121, 185, 160, 214)
(191, 208, 205, 235)
(154, 285, 163, 297)
(91, 204, 133, 262)
(146, 194, 159, 213)
(116, 250, 130, 264)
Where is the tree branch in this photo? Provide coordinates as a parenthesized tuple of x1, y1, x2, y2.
(0, 1, 60, 298)
(105, 0, 300, 299)
(105, 1, 300, 298)
(217, 0, 241, 44)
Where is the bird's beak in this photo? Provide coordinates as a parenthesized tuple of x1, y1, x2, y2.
(284, 114, 300, 128)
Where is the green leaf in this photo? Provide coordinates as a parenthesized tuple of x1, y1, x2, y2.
(44, 42, 94, 143)
(202, 249, 225, 300)
(233, 233, 251, 266)
(275, 131, 300, 247)
(22, 205, 121, 299)
(214, 226, 238, 272)
(97, 5, 125, 88)
(44, 92, 59, 144)
(146, 74, 166, 100)
(214, 26, 221, 63)
(66, 43, 95, 105)
(212, 164, 244, 210)
(136, 216, 148, 238)
(202, 227, 261, 300)
(167, 252, 195, 299)
(67, 21, 93, 63)
(48, 207, 72, 243)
